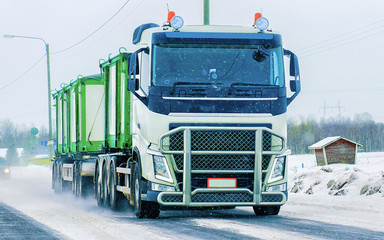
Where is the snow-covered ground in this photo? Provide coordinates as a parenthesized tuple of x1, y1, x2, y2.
(288, 152, 384, 197)
(0, 153, 383, 239)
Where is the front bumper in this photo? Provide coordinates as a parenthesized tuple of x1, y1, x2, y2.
(155, 126, 287, 207)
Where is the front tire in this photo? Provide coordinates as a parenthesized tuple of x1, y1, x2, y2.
(133, 163, 160, 219)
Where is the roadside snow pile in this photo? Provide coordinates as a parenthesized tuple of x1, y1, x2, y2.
(288, 153, 384, 197)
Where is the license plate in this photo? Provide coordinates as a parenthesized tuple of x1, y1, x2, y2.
(207, 178, 237, 188)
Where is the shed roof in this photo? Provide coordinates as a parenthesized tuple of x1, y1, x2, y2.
(308, 136, 362, 150)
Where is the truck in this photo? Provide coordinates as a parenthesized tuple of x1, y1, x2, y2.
(51, 12, 301, 218)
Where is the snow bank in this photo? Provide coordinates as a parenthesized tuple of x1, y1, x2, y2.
(288, 152, 384, 197)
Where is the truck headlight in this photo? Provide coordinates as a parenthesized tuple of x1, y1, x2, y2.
(3, 168, 10, 174)
(153, 155, 173, 183)
(268, 156, 286, 183)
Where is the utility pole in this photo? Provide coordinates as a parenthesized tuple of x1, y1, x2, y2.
(4, 34, 53, 161)
(204, 0, 210, 25)
(320, 100, 345, 121)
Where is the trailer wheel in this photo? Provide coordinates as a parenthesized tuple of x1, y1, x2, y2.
(95, 163, 103, 206)
(78, 164, 90, 198)
(72, 162, 78, 196)
(102, 164, 110, 206)
(133, 163, 160, 219)
(253, 206, 280, 216)
(51, 162, 56, 190)
(56, 162, 63, 193)
(109, 160, 119, 210)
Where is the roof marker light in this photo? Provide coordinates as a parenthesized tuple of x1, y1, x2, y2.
(254, 13, 262, 25)
(256, 16, 269, 31)
(170, 16, 184, 30)
(167, 11, 176, 23)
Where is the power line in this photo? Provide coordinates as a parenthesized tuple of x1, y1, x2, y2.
(300, 28, 384, 58)
(0, 54, 46, 90)
(297, 17, 384, 53)
(52, 0, 145, 63)
(52, 0, 132, 55)
(298, 24, 384, 56)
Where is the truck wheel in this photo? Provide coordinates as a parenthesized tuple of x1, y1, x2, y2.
(133, 163, 160, 219)
(56, 162, 63, 193)
(253, 206, 280, 216)
(78, 164, 89, 198)
(52, 162, 56, 190)
(72, 163, 78, 196)
(95, 163, 103, 206)
(102, 164, 110, 206)
(109, 160, 119, 210)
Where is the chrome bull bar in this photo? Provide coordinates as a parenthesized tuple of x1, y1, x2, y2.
(158, 126, 286, 207)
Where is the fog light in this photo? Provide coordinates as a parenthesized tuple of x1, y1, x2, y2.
(151, 182, 175, 192)
(3, 168, 10, 174)
(266, 183, 287, 192)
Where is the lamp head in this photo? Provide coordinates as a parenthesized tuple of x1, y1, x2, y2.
(3, 34, 15, 39)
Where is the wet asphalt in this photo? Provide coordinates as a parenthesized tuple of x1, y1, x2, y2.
(0, 203, 65, 240)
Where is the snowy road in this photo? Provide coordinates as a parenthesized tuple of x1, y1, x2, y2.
(0, 155, 383, 239)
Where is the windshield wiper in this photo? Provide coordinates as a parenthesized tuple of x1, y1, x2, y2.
(230, 82, 273, 88)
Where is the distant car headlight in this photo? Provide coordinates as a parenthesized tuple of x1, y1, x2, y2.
(3, 168, 10, 174)
(268, 156, 286, 183)
(153, 155, 173, 183)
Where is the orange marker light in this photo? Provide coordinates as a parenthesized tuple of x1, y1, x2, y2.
(254, 13, 262, 25)
(167, 11, 176, 23)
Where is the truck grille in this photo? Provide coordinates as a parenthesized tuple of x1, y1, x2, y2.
(168, 130, 255, 151)
(173, 154, 255, 171)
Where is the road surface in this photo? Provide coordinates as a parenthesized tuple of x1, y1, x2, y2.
(0, 165, 383, 240)
(0, 203, 65, 240)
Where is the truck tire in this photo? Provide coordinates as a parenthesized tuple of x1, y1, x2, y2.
(253, 206, 280, 216)
(109, 160, 119, 210)
(52, 162, 56, 190)
(72, 162, 78, 196)
(133, 163, 160, 219)
(56, 162, 63, 193)
(95, 163, 103, 206)
(102, 164, 110, 206)
(78, 164, 90, 198)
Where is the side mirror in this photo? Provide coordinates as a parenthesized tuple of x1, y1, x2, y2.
(128, 47, 149, 93)
(128, 52, 139, 92)
(284, 49, 301, 105)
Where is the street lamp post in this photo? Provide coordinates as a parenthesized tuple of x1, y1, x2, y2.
(4, 34, 53, 161)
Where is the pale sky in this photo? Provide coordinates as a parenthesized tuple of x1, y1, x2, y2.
(1, 0, 384, 127)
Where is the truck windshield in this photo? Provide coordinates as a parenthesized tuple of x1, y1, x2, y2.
(152, 44, 285, 88)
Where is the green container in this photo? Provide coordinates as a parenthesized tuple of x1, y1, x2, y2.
(100, 52, 132, 150)
(77, 74, 105, 152)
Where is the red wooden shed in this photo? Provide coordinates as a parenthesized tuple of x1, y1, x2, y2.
(308, 136, 362, 166)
